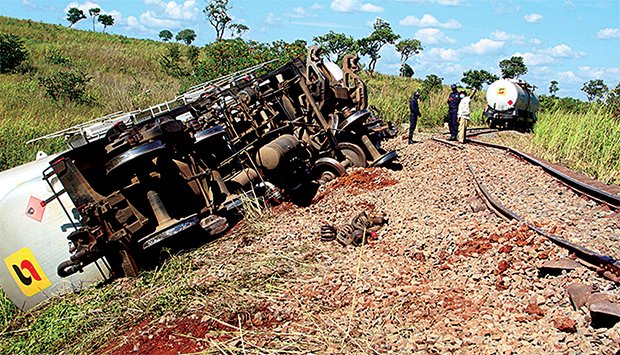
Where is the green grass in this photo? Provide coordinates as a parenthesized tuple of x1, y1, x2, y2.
(533, 106, 620, 184)
(0, 16, 179, 170)
(363, 72, 487, 128)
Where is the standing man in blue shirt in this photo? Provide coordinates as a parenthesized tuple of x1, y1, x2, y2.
(447, 84, 461, 140)
(408, 91, 421, 144)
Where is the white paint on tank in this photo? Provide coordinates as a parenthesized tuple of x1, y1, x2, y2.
(0, 155, 107, 310)
(486, 79, 540, 113)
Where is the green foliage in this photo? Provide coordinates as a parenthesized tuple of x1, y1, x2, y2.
(461, 69, 498, 90)
(0, 33, 29, 73)
(38, 69, 94, 104)
(98, 14, 114, 33)
(420, 74, 443, 98)
(159, 29, 173, 42)
(499, 56, 527, 79)
(399, 63, 414, 78)
(204, 0, 233, 41)
(229, 23, 249, 38)
(176, 28, 196, 45)
(549, 80, 558, 96)
(46, 48, 72, 66)
(66, 7, 86, 27)
(605, 82, 620, 117)
(395, 38, 423, 63)
(159, 43, 188, 78)
(186, 45, 201, 66)
(358, 18, 400, 73)
(581, 79, 608, 102)
(538, 94, 589, 114)
(313, 31, 357, 63)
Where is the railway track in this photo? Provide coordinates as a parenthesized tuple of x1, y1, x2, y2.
(468, 163, 620, 283)
(430, 134, 620, 279)
(467, 138, 620, 210)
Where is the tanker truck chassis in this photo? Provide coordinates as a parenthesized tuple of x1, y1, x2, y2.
(23, 47, 398, 283)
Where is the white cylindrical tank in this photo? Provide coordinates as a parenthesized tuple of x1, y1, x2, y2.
(486, 79, 540, 113)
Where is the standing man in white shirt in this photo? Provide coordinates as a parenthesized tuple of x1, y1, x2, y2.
(457, 88, 476, 143)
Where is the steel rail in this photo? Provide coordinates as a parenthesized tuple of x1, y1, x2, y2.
(430, 137, 464, 150)
(467, 163, 620, 283)
(468, 138, 620, 209)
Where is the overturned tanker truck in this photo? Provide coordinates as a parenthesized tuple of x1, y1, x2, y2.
(0, 46, 397, 308)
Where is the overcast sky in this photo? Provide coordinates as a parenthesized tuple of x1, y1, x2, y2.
(2, 0, 619, 99)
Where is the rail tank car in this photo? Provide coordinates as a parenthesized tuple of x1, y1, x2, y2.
(0, 47, 398, 310)
(484, 79, 540, 130)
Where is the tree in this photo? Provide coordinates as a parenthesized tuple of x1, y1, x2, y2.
(159, 30, 173, 42)
(66, 7, 86, 27)
(395, 39, 423, 64)
(581, 79, 608, 102)
(605, 82, 620, 116)
(98, 14, 114, 33)
(399, 63, 414, 78)
(229, 23, 249, 38)
(461, 69, 498, 90)
(499, 56, 527, 79)
(313, 31, 357, 63)
(549, 80, 559, 97)
(419, 74, 443, 100)
(176, 29, 197, 45)
(89, 8, 101, 31)
(0, 33, 29, 73)
(204, 0, 249, 41)
(358, 18, 400, 74)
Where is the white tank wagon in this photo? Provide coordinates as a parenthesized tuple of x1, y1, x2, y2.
(484, 79, 540, 130)
(0, 153, 110, 310)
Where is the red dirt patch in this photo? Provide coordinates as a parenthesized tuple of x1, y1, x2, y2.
(455, 236, 493, 257)
(525, 303, 545, 319)
(313, 168, 397, 202)
(104, 304, 280, 354)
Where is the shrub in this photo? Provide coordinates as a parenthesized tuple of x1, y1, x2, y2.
(38, 69, 94, 104)
(0, 33, 29, 73)
(46, 48, 73, 66)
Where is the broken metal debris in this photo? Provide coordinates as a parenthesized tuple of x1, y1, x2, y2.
(566, 282, 620, 328)
(538, 258, 582, 276)
(34, 47, 398, 279)
(321, 210, 388, 247)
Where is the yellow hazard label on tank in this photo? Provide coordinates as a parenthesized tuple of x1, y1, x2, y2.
(4, 247, 51, 297)
(497, 88, 506, 95)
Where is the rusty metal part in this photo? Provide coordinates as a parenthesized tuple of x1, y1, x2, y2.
(567, 283, 593, 310)
(468, 163, 620, 283)
(431, 137, 465, 150)
(468, 139, 620, 209)
(320, 224, 337, 242)
(313, 157, 346, 184)
(539, 258, 582, 276)
(589, 301, 620, 328)
(338, 142, 367, 168)
(230, 168, 259, 188)
(361, 135, 398, 167)
(199, 215, 228, 235)
(336, 224, 356, 246)
(256, 135, 299, 170)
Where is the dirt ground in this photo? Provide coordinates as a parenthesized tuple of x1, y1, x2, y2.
(104, 133, 620, 354)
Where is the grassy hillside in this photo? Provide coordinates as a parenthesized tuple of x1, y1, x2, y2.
(0, 16, 179, 169)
